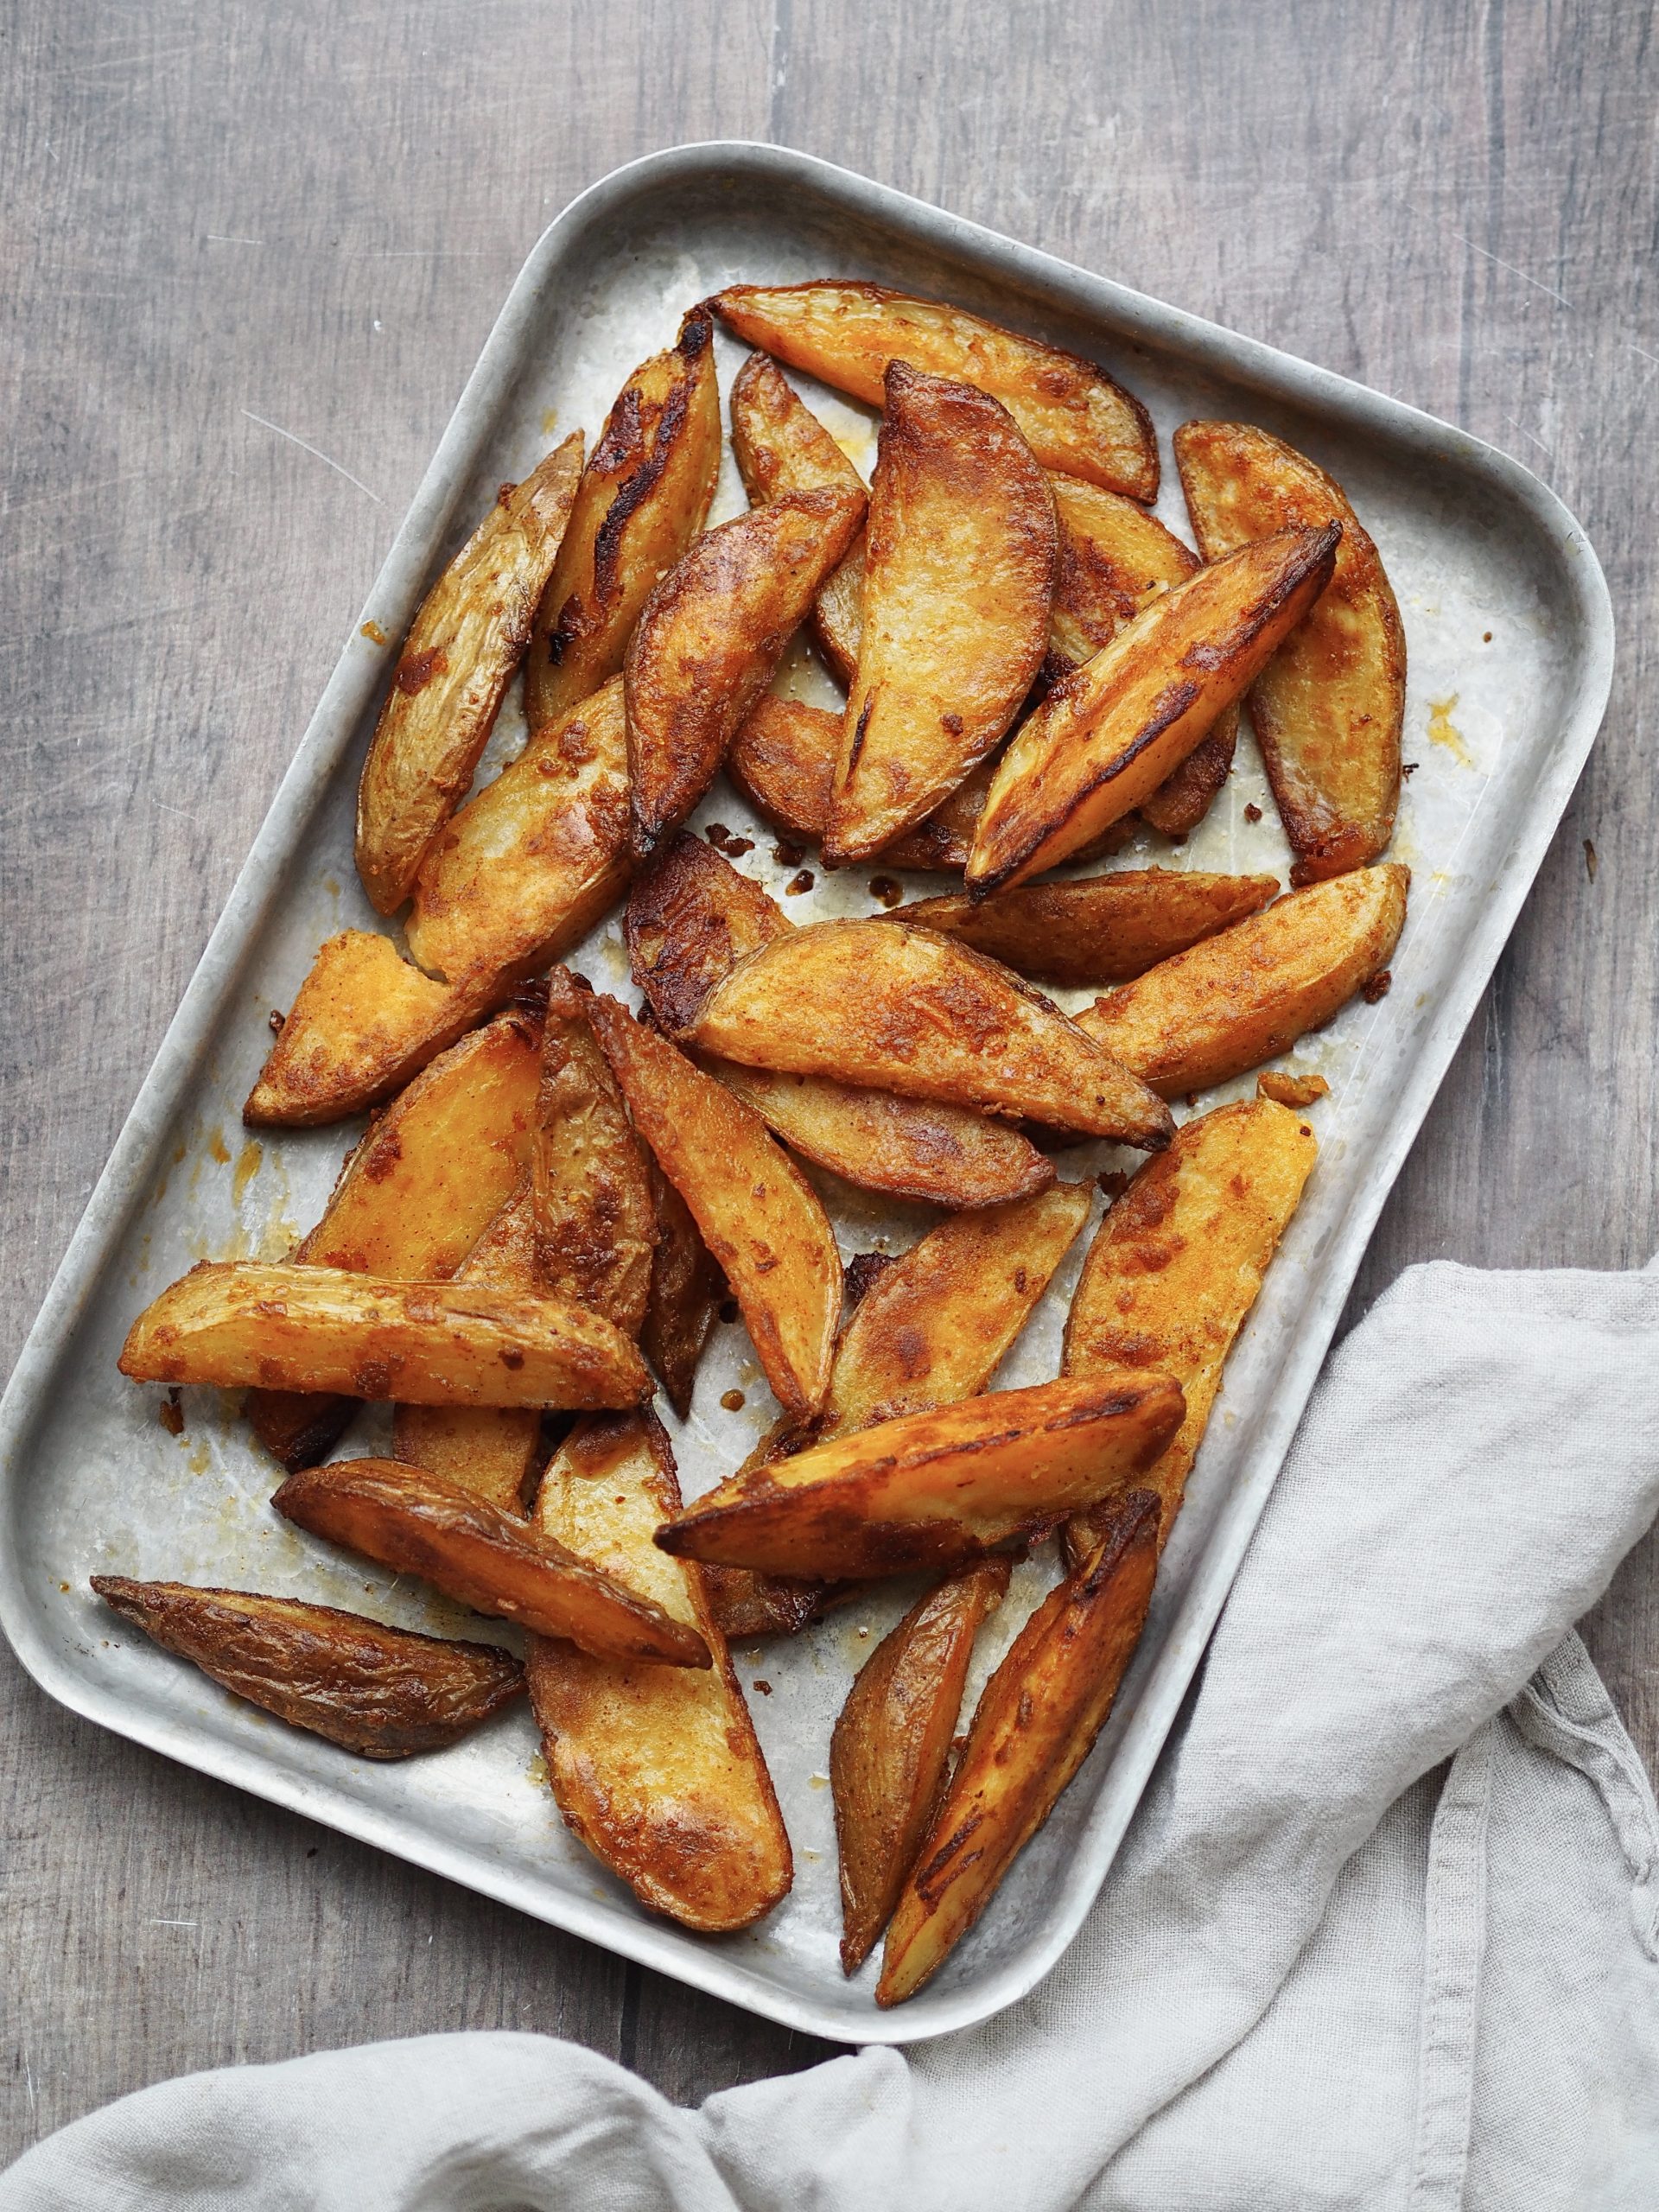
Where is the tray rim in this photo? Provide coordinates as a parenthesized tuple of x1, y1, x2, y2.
(0, 137, 1616, 2048)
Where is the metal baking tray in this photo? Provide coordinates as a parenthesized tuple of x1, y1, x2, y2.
(0, 142, 1612, 2045)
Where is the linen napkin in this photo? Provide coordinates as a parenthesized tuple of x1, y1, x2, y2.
(5, 1256, 1658, 2209)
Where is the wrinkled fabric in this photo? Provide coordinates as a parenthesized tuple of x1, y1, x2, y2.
(6, 1259, 1658, 2209)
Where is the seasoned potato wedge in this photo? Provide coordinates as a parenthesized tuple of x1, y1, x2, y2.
(92, 1577, 524, 1758)
(639, 1164, 726, 1420)
(1176, 420, 1406, 882)
(968, 524, 1340, 894)
(626, 486, 864, 861)
(525, 308, 721, 733)
(585, 994, 842, 1420)
(527, 1411, 791, 1930)
(356, 434, 583, 914)
(1077, 864, 1408, 1096)
(685, 919, 1174, 1147)
(121, 1262, 650, 1408)
(894, 869, 1280, 989)
(699, 1566, 861, 1641)
(658, 1371, 1182, 1581)
(244, 931, 502, 1128)
(710, 281, 1158, 499)
(275, 1458, 707, 1666)
(625, 829, 787, 1033)
(827, 363, 1056, 864)
(404, 677, 630, 987)
(533, 969, 657, 1334)
(1062, 1098, 1317, 1566)
(832, 1557, 1011, 1973)
(876, 1489, 1159, 2004)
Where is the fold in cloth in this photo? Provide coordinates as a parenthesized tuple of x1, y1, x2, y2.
(5, 1260, 1658, 2209)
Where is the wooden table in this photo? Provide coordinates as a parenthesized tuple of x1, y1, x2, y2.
(3, 0, 1653, 2158)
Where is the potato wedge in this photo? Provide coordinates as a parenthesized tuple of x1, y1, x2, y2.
(639, 1164, 726, 1420)
(91, 1577, 524, 1758)
(710, 281, 1158, 499)
(244, 931, 503, 1128)
(658, 1371, 1182, 1581)
(356, 434, 584, 914)
(525, 308, 721, 733)
(1062, 1098, 1317, 1567)
(404, 676, 630, 987)
(698, 1566, 861, 1641)
(1176, 420, 1405, 882)
(832, 1557, 1010, 1973)
(121, 1262, 650, 1409)
(1077, 864, 1408, 1096)
(967, 524, 1341, 894)
(826, 362, 1057, 864)
(876, 1489, 1159, 2004)
(584, 994, 841, 1420)
(625, 828, 788, 1033)
(526, 1410, 791, 1929)
(275, 1458, 706, 1667)
(894, 869, 1280, 989)
(626, 486, 864, 861)
(684, 919, 1174, 1147)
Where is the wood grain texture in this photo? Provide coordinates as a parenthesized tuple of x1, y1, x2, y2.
(2, 0, 1654, 2160)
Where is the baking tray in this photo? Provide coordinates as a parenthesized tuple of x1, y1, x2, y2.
(0, 142, 1612, 2045)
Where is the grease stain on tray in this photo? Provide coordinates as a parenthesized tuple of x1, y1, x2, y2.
(1427, 695, 1471, 768)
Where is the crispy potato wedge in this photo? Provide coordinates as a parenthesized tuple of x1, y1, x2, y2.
(244, 931, 503, 1128)
(826, 362, 1057, 864)
(876, 1489, 1159, 2004)
(121, 1262, 650, 1409)
(685, 918, 1174, 1147)
(525, 308, 721, 732)
(639, 1163, 726, 1420)
(275, 1457, 707, 1666)
(533, 969, 657, 1335)
(1062, 1098, 1317, 1567)
(967, 524, 1341, 894)
(1077, 864, 1408, 1096)
(699, 1566, 861, 1641)
(710, 281, 1157, 499)
(1176, 420, 1405, 883)
(91, 1577, 524, 1758)
(356, 435, 584, 914)
(527, 1410, 791, 1929)
(626, 486, 864, 862)
(585, 994, 841, 1420)
(404, 677, 630, 987)
(658, 1371, 1182, 1581)
(832, 1557, 1010, 1973)
(625, 828, 788, 1033)
(894, 869, 1280, 989)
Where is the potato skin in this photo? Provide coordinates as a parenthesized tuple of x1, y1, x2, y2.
(526, 308, 721, 733)
(356, 434, 584, 915)
(626, 830, 787, 1035)
(91, 1578, 524, 1758)
(639, 1164, 726, 1421)
(1175, 419, 1405, 884)
(710, 280, 1158, 500)
(1077, 864, 1408, 1096)
(876, 1489, 1160, 2004)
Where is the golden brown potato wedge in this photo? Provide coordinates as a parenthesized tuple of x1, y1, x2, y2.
(1176, 420, 1406, 883)
(1062, 1098, 1317, 1567)
(639, 1163, 726, 1420)
(1077, 864, 1408, 1096)
(626, 486, 865, 862)
(404, 677, 630, 987)
(710, 281, 1158, 499)
(525, 308, 721, 733)
(92, 1578, 524, 1758)
(832, 1557, 1011, 1973)
(243, 931, 503, 1128)
(274, 1457, 707, 1666)
(876, 1488, 1159, 2004)
(685, 919, 1174, 1147)
(658, 1371, 1182, 1581)
(967, 524, 1340, 894)
(826, 362, 1057, 864)
(584, 993, 842, 1420)
(527, 1410, 791, 1929)
(698, 1566, 861, 1641)
(121, 1262, 650, 1409)
(625, 828, 788, 1033)
(893, 869, 1280, 989)
(356, 435, 584, 914)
